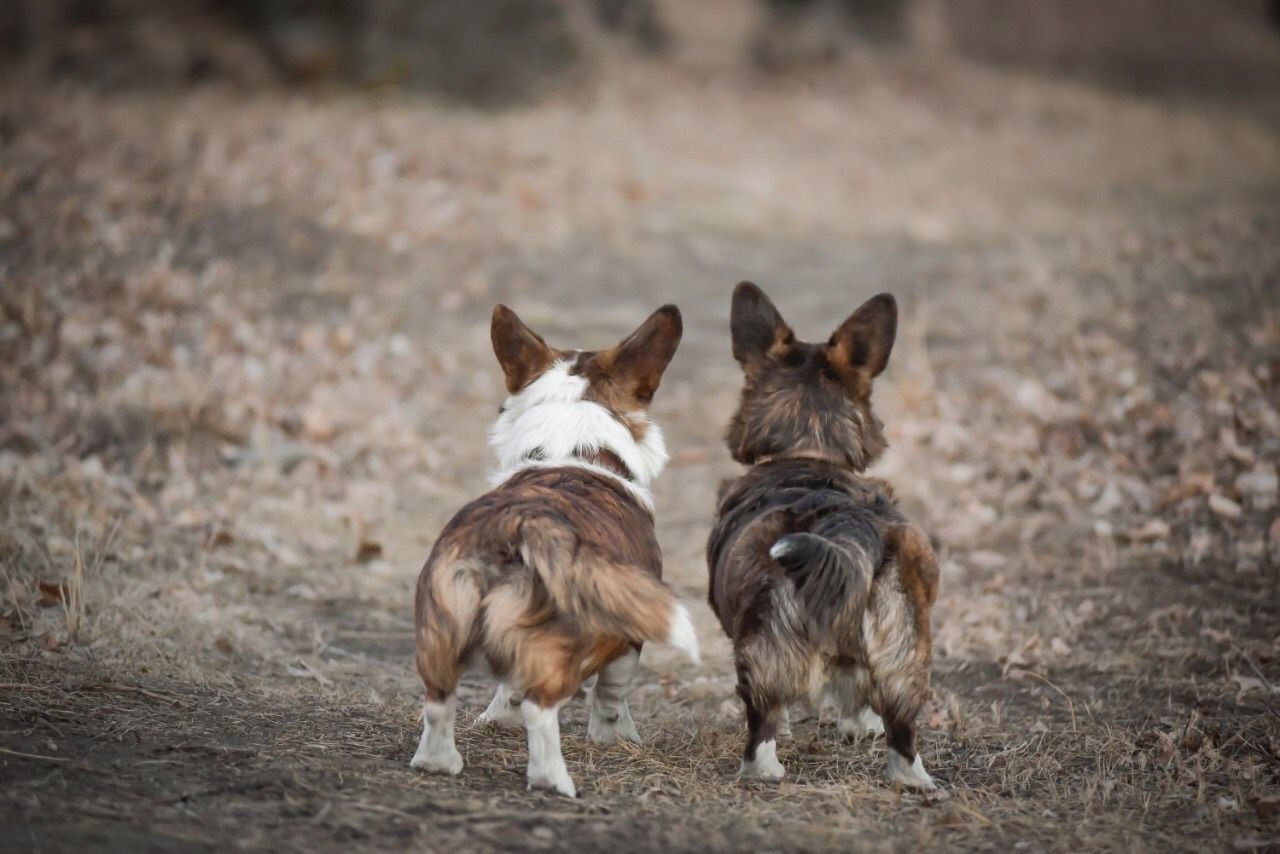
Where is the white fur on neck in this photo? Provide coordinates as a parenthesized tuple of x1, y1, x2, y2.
(488, 360, 668, 508)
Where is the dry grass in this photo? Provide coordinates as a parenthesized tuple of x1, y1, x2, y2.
(2, 4, 1280, 851)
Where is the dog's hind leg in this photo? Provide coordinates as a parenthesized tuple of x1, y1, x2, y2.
(833, 672, 884, 741)
(411, 693, 463, 775)
(736, 659, 786, 780)
(411, 634, 464, 775)
(589, 644, 642, 745)
(412, 556, 480, 776)
(863, 538, 938, 789)
(838, 703, 885, 741)
(513, 628, 584, 797)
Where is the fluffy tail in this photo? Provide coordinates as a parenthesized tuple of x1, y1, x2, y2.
(770, 529, 877, 632)
(519, 523, 700, 664)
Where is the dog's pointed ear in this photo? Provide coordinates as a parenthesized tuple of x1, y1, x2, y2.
(731, 282, 792, 365)
(828, 293, 897, 383)
(491, 304, 555, 393)
(602, 304, 683, 406)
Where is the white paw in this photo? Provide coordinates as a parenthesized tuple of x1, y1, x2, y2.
(476, 705, 523, 729)
(739, 739, 786, 781)
(886, 751, 936, 791)
(477, 685, 524, 729)
(588, 704, 641, 745)
(527, 766, 577, 798)
(410, 745, 463, 775)
(838, 707, 885, 741)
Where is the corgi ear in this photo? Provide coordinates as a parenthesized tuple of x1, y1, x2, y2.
(828, 293, 897, 381)
(730, 282, 792, 365)
(599, 304, 683, 406)
(491, 304, 555, 393)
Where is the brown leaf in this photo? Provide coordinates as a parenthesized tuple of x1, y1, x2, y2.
(38, 580, 69, 608)
(1125, 518, 1171, 542)
(1208, 494, 1243, 521)
(1151, 730, 1177, 761)
(1255, 794, 1280, 821)
(1162, 472, 1215, 506)
(355, 538, 383, 563)
(1232, 672, 1274, 697)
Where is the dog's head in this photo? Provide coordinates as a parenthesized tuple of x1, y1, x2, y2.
(725, 282, 896, 471)
(488, 304, 683, 489)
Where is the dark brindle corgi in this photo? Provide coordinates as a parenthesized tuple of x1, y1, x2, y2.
(707, 282, 939, 789)
(411, 304, 699, 798)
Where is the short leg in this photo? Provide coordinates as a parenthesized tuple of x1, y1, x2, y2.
(884, 717, 936, 790)
(589, 647, 642, 744)
(477, 683, 524, 729)
(738, 688, 785, 780)
(777, 706, 792, 738)
(838, 704, 885, 742)
(410, 695, 463, 775)
(522, 699, 576, 797)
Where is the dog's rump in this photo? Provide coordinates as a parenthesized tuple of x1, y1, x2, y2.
(415, 466, 696, 685)
(769, 511, 882, 633)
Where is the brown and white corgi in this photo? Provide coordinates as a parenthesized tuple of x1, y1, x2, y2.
(411, 303, 699, 798)
(706, 282, 940, 790)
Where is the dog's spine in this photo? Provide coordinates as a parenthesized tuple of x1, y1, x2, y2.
(519, 522, 700, 663)
(769, 532, 875, 631)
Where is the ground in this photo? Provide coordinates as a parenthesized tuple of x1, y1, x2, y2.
(2, 4, 1280, 852)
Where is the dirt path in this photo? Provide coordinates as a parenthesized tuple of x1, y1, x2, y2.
(3, 19, 1280, 851)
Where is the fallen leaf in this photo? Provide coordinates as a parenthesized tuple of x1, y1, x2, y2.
(1125, 518, 1171, 542)
(38, 580, 69, 607)
(1232, 672, 1276, 696)
(355, 538, 383, 563)
(1152, 730, 1177, 761)
(1200, 626, 1231, 644)
(1209, 494, 1243, 521)
(286, 661, 333, 687)
(967, 550, 1007, 570)
(1255, 793, 1280, 821)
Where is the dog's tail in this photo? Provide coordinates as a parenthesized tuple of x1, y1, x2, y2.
(518, 522, 700, 664)
(770, 525, 879, 633)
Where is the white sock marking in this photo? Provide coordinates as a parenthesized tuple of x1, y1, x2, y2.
(521, 700, 576, 798)
(410, 697, 463, 775)
(740, 738, 786, 780)
(838, 706, 885, 740)
(476, 683, 524, 729)
(886, 751, 937, 790)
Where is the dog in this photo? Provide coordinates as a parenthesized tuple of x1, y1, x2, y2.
(411, 303, 700, 798)
(706, 282, 939, 790)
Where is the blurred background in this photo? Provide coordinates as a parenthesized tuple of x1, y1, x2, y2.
(2, 2, 1279, 851)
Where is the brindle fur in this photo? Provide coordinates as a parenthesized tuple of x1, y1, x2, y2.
(708, 282, 940, 786)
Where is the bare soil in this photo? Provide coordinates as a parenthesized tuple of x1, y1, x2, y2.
(3, 4, 1280, 851)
